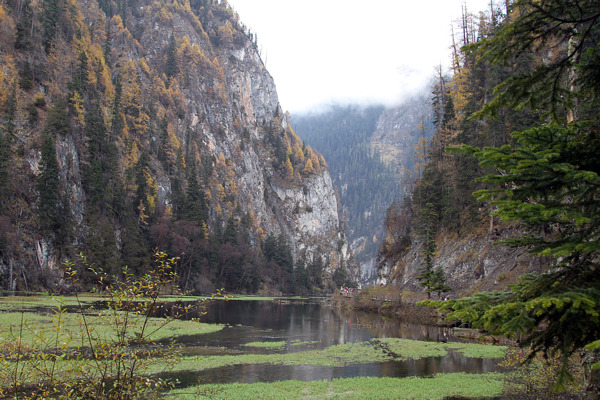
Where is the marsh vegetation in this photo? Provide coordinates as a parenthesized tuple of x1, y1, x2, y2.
(0, 272, 580, 399)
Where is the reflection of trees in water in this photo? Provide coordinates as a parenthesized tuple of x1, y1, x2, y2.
(174, 300, 502, 385)
(332, 307, 457, 343)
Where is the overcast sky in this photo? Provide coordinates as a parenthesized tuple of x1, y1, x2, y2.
(227, 0, 495, 114)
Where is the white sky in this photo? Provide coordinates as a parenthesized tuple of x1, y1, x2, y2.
(227, 0, 495, 114)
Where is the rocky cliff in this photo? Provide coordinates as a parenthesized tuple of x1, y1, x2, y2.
(377, 222, 550, 298)
(371, 93, 433, 175)
(0, 0, 354, 292)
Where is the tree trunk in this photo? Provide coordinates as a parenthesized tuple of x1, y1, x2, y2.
(582, 350, 600, 400)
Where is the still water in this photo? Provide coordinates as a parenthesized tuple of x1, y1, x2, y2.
(164, 298, 499, 385)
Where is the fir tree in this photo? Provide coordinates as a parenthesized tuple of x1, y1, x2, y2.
(165, 35, 178, 82)
(70, 51, 90, 96)
(110, 76, 124, 141)
(103, 18, 112, 68)
(184, 170, 208, 227)
(14, 0, 33, 50)
(36, 135, 60, 235)
(41, 0, 63, 53)
(0, 131, 9, 206)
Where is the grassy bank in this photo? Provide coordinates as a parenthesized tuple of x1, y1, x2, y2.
(331, 286, 441, 325)
(167, 373, 506, 399)
(0, 296, 225, 348)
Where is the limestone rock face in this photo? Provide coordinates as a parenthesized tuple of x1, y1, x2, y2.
(128, 2, 353, 272)
(270, 171, 347, 269)
(377, 226, 549, 297)
(371, 93, 432, 171)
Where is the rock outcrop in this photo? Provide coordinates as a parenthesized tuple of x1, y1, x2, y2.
(377, 225, 550, 297)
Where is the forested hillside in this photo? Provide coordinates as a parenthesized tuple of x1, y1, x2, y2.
(379, 0, 600, 394)
(292, 106, 403, 280)
(379, 1, 542, 284)
(0, 0, 353, 295)
(293, 97, 432, 281)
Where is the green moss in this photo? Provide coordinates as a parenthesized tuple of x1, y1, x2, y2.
(243, 341, 287, 349)
(374, 338, 448, 360)
(444, 342, 508, 359)
(166, 373, 505, 399)
(0, 294, 100, 311)
(0, 310, 224, 349)
(374, 338, 507, 360)
(145, 339, 507, 376)
(290, 340, 319, 346)
(146, 342, 389, 374)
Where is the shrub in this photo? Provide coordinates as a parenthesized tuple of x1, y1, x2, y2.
(0, 250, 210, 399)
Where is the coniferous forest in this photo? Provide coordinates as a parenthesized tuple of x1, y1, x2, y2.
(292, 106, 403, 277)
(378, 0, 600, 394)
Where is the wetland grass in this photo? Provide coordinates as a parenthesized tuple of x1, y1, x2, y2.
(375, 338, 507, 360)
(146, 338, 506, 375)
(166, 372, 505, 399)
(0, 308, 224, 348)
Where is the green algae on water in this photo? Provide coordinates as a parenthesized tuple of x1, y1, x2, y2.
(166, 372, 506, 400)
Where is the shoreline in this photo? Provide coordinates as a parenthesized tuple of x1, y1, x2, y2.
(329, 290, 517, 346)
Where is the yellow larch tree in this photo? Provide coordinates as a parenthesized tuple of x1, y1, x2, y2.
(0, 5, 15, 45)
(121, 60, 149, 137)
(302, 159, 314, 176)
(318, 154, 327, 169)
(0, 54, 17, 108)
(283, 157, 294, 181)
(310, 149, 321, 172)
(70, 92, 85, 128)
(217, 22, 234, 46)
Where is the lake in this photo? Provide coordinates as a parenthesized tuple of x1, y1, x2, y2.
(164, 298, 500, 387)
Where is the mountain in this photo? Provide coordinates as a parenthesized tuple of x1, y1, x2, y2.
(292, 96, 432, 282)
(0, 0, 354, 294)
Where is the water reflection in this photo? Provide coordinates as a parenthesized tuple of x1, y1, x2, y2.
(166, 299, 500, 386)
(190, 300, 461, 348)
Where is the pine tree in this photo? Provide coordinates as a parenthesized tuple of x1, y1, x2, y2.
(431, 267, 451, 298)
(103, 18, 112, 68)
(165, 34, 178, 82)
(36, 135, 60, 234)
(84, 102, 118, 213)
(70, 51, 90, 96)
(184, 169, 208, 227)
(416, 202, 438, 298)
(14, 0, 33, 50)
(41, 0, 63, 53)
(0, 131, 9, 206)
(110, 76, 124, 141)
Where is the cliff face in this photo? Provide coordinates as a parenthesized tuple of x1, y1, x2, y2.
(373, 95, 548, 297)
(0, 0, 353, 292)
(377, 224, 550, 298)
(371, 93, 433, 174)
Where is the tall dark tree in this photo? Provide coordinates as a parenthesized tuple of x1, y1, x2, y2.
(103, 18, 112, 68)
(165, 34, 178, 82)
(14, 0, 33, 50)
(182, 160, 208, 227)
(36, 135, 60, 235)
(110, 76, 124, 141)
(70, 51, 90, 96)
(41, 0, 63, 53)
(84, 102, 118, 213)
(415, 202, 438, 298)
(0, 131, 9, 206)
